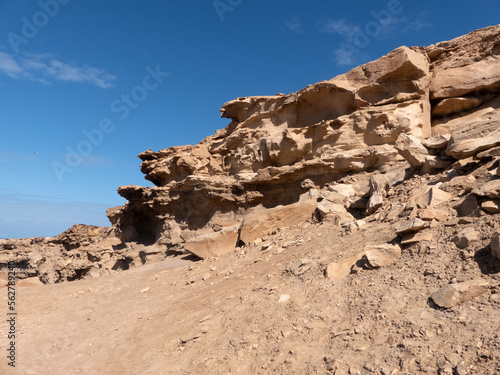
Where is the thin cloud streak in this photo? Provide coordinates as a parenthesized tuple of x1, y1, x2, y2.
(319, 11, 433, 67)
(284, 17, 303, 34)
(0, 51, 116, 88)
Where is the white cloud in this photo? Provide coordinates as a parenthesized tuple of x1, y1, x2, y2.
(284, 17, 303, 34)
(320, 12, 433, 67)
(320, 18, 355, 38)
(402, 11, 433, 34)
(332, 47, 358, 66)
(0, 52, 23, 77)
(0, 52, 116, 88)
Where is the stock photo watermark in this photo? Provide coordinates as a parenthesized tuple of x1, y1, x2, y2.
(6, 261, 17, 368)
(213, 0, 243, 21)
(331, 0, 404, 65)
(7, 0, 71, 53)
(51, 65, 169, 182)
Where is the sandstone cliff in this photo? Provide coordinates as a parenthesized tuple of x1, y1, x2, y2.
(111, 25, 500, 258)
(2, 25, 500, 283)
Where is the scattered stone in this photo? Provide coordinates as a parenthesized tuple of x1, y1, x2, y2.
(299, 188, 321, 201)
(414, 186, 453, 208)
(328, 183, 356, 198)
(473, 178, 500, 198)
(316, 201, 355, 224)
(475, 145, 500, 160)
(481, 199, 500, 213)
(180, 330, 201, 343)
(324, 252, 366, 280)
(422, 134, 451, 149)
(452, 228, 479, 249)
(395, 133, 429, 168)
(240, 200, 317, 245)
(431, 279, 490, 308)
(396, 218, 428, 235)
(417, 208, 449, 221)
(459, 194, 482, 217)
(400, 230, 433, 245)
(421, 155, 453, 174)
(366, 174, 387, 215)
(341, 219, 366, 232)
(365, 244, 401, 268)
(278, 294, 290, 304)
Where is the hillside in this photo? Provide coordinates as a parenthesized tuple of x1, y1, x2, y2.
(2, 25, 500, 374)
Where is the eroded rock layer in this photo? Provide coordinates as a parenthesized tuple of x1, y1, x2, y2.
(112, 25, 500, 252)
(3, 25, 500, 283)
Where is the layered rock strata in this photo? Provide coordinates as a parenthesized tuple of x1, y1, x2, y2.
(2, 25, 500, 282)
(112, 25, 500, 256)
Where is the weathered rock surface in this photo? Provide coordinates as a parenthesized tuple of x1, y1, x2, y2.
(453, 228, 480, 249)
(324, 252, 366, 280)
(396, 218, 429, 235)
(4, 25, 500, 288)
(239, 201, 317, 245)
(4, 25, 500, 375)
(395, 133, 429, 168)
(365, 244, 401, 268)
(184, 225, 240, 259)
(474, 178, 500, 198)
(431, 280, 490, 308)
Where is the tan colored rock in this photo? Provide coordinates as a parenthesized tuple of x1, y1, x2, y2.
(422, 134, 450, 149)
(473, 178, 500, 198)
(327, 184, 356, 198)
(413, 186, 453, 208)
(432, 97, 483, 117)
(365, 174, 387, 215)
(491, 232, 500, 259)
(431, 280, 490, 308)
(324, 252, 365, 280)
(239, 200, 317, 245)
(396, 217, 428, 235)
(417, 208, 449, 221)
(427, 25, 500, 100)
(452, 228, 480, 249)
(430, 57, 500, 99)
(481, 199, 500, 214)
(420, 155, 453, 174)
(395, 133, 429, 168)
(445, 96, 500, 159)
(459, 194, 482, 217)
(365, 244, 401, 268)
(315, 201, 355, 224)
(400, 230, 433, 245)
(475, 146, 500, 160)
(184, 226, 239, 260)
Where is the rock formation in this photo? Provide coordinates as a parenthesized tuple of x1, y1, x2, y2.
(2, 24, 500, 283)
(110, 25, 500, 258)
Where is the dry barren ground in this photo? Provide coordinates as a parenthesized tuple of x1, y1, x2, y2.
(2, 205, 500, 374)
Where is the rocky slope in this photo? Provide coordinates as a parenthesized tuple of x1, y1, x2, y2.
(2, 25, 500, 283)
(2, 24, 500, 374)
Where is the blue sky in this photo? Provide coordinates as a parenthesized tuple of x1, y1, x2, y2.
(0, 0, 498, 238)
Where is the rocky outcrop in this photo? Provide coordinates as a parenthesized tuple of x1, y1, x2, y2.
(3, 25, 500, 284)
(0, 224, 165, 284)
(96, 25, 500, 267)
